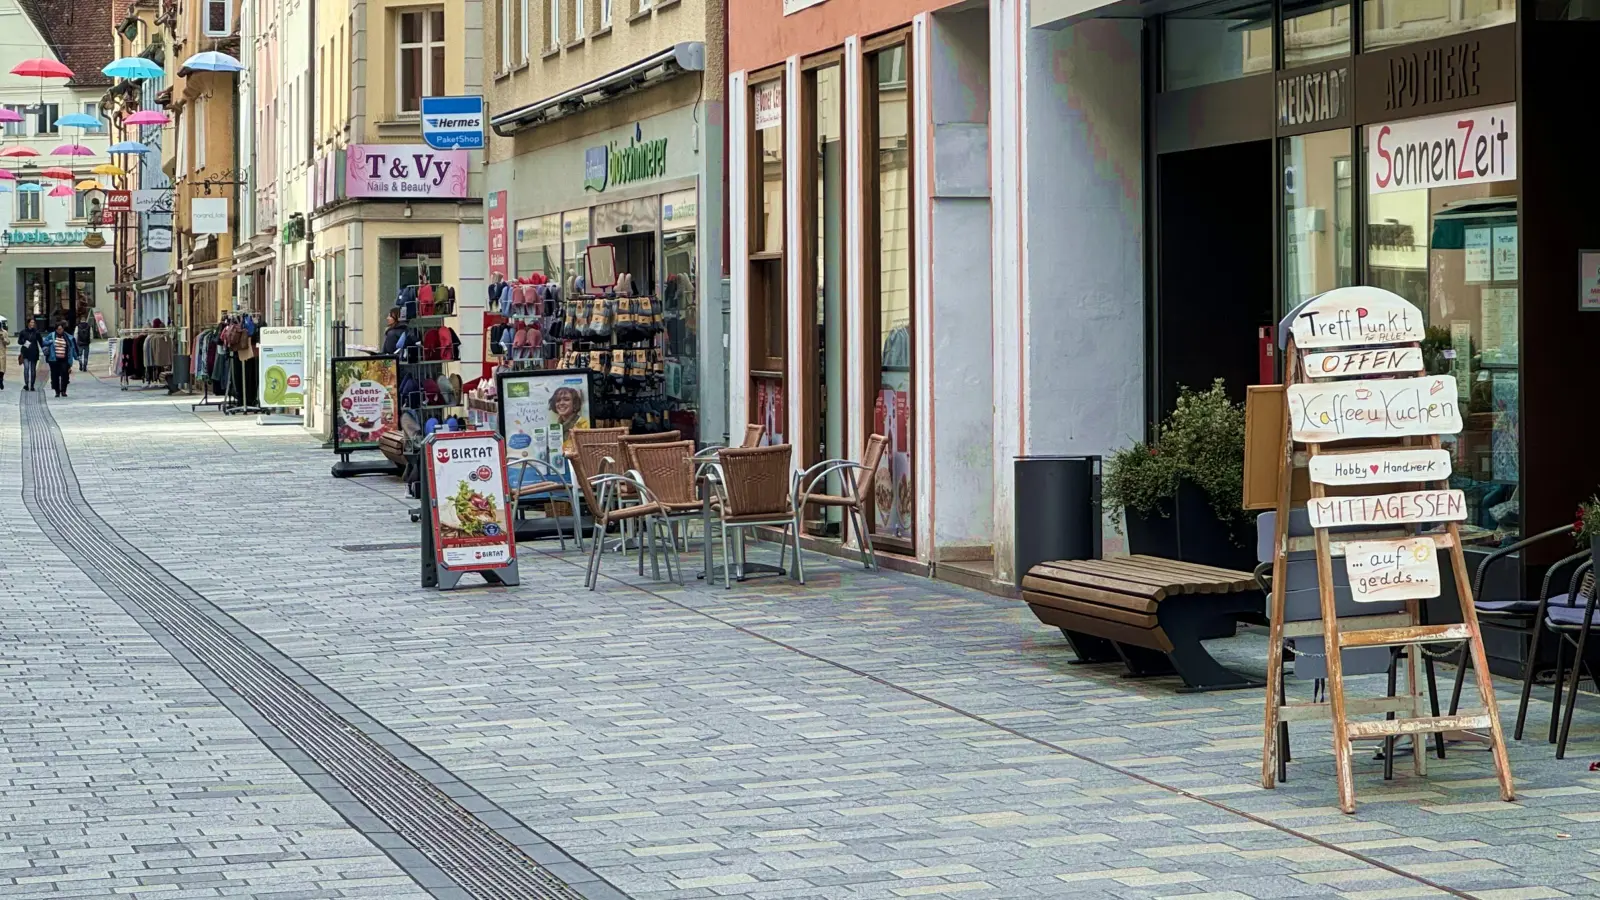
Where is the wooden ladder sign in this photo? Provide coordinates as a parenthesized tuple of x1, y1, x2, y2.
(1261, 285, 1514, 814)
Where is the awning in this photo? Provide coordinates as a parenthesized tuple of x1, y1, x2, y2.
(491, 43, 705, 136)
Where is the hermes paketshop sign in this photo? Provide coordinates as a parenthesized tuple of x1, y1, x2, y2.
(1367, 104, 1515, 195)
(344, 144, 469, 199)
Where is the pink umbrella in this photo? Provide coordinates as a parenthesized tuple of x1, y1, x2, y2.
(125, 110, 170, 126)
(11, 58, 73, 79)
(0, 146, 38, 158)
(0, 170, 16, 181)
(0, 108, 21, 124)
(47, 183, 72, 197)
(52, 144, 95, 157)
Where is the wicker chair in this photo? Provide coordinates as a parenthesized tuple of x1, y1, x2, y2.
(743, 423, 766, 447)
(510, 457, 583, 551)
(630, 440, 703, 552)
(707, 444, 804, 587)
(792, 433, 889, 570)
(583, 473, 674, 589)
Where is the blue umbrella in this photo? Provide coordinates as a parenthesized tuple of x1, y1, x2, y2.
(0, 184, 13, 193)
(103, 57, 164, 80)
(180, 51, 244, 73)
(108, 140, 149, 154)
(56, 113, 101, 130)
(16, 183, 43, 192)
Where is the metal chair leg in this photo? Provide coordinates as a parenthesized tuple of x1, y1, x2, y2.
(1549, 638, 1567, 745)
(720, 521, 733, 589)
(860, 512, 880, 570)
(586, 519, 605, 590)
(1447, 642, 1470, 716)
(1557, 627, 1591, 760)
(1514, 622, 1544, 741)
(791, 515, 806, 585)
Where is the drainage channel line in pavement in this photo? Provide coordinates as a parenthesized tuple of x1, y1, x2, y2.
(540, 547, 1487, 900)
(20, 393, 621, 900)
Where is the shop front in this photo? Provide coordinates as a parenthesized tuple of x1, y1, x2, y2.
(487, 107, 711, 442)
(1, 241, 115, 332)
(1024, 0, 1600, 597)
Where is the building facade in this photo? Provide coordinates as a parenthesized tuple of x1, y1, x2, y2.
(1, 0, 116, 333)
(484, 0, 728, 444)
(303, 0, 487, 437)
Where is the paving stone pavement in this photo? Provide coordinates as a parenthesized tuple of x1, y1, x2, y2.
(7, 367, 1600, 899)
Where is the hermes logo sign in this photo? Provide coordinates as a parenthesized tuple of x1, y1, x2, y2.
(1278, 67, 1347, 128)
(1385, 41, 1481, 112)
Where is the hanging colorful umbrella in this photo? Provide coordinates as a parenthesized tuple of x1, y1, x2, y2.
(0, 146, 38, 158)
(0, 170, 16, 181)
(0, 185, 14, 193)
(51, 144, 95, 157)
(40, 166, 74, 180)
(10, 58, 73, 79)
(74, 179, 99, 190)
(103, 57, 164, 80)
(56, 113, 102, 130)
(180, 51, 245, 73)
(108, 140, 149, 154)
(0, 108, 22, 124)
(47, 183, 73, 197)
(92, 163, 125, 176)
(16, 183, 44, 192)
(125, 110, 170, 126)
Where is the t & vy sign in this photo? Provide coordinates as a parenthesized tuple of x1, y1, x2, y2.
(344, 144, 469, 199)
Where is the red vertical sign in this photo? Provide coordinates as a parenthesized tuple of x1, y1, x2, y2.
(487, 191, 509, 278)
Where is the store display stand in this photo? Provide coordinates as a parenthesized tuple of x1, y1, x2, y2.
(1260, 288, 1514, 815)
(332, 454, 403, 479)
(418, 434, 521, 590)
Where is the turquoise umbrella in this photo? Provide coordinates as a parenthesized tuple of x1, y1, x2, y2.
(16, 183, 43, 192)
(56, 113, 101, 130)
(103, 57, 164, 80)
(180, 51, 243, 73)
(109, 140, 149, 154)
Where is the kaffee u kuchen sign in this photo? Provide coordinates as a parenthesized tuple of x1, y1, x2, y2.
(1288, 375, 1461, 442)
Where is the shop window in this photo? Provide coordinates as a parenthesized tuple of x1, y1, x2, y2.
(563, 209, 590, 291)
(805, 60, 847, 519)
(1363, 0, 1514, 50)
(516, 213, 561, 279)
(662, 189, 699, 435)
(397, 236, 444, 287)
(1363, 112, 1519, 548)
(1282, 0, 1351, 65)
(1163, 0, 1272, 91)
(749, 74, 787, 388)
(34, 102, 58, 135)
(396, 8, 446, 115)
(16, 179, 40, 222)
(1536, 0, 1600, 16)
(1281, 129, 1353, 308)
(865, 40, 915, 548)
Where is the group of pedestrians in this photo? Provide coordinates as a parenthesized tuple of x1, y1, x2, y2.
(0, 315, 91, 396)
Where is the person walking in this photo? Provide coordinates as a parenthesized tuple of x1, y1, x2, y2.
(0, 316, 9, 390)
(16, 316, 41, 391)
(43, 322, 77, 397)
(74, 317, 93, 372)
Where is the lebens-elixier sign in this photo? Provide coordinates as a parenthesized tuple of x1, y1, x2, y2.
(1367, 103, 1515, 195)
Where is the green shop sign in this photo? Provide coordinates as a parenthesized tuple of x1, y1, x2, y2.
(584, 124, 668, 193)
(4, 229, 92, 246)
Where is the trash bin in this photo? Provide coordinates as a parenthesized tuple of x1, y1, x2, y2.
(1014, 456, 1101, 587)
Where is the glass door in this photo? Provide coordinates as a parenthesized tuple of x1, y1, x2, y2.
(805, 59, 846, 535)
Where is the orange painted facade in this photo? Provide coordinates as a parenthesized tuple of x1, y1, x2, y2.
(728, 0, 952, 71)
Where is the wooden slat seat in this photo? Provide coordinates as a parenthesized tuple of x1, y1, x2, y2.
(1022, 555, 1264, 692)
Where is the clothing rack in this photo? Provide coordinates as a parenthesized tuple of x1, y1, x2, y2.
(189, 325, 225, 411)
(115, 327, 180, 391)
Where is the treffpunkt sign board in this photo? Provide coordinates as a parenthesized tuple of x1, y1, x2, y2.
(1307, 449, 1452, 486)
(1307, 489, 1467, 529)
(1304, 346, 1424, 379)
(1289, 286, 1426, 349)
(1344, 537, 1443, 602)
(1287, 375, 1462, 443)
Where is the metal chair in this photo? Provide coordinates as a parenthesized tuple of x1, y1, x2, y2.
(706, 444, 804, 587)
(584, 472, 675, 589)
(792, 433, 889, 571)
(510, 457, 583, 551)
(1516, 558, 1597, 758)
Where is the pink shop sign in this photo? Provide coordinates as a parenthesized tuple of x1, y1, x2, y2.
(345, 144, 470, 199)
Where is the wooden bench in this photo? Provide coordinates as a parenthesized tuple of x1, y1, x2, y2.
(1021, 555, 1265, 692)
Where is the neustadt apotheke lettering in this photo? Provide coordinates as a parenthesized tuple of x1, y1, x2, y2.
(1278, 67, 1347, 128)
(1385, 41, 1481, 112)
(1368, 104, 1515, 195)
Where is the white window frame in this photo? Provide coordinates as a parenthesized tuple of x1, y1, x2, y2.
(17, 180, 40, 222)
(35, 102, 58, 136)
(575, 0, 586, 38)
(548, 0, 560, 49)
(500, 0, 512, 70)
(2, 104, 25, 138)
(519, 0, 530, 61)
(194, 97, 207, 171)
(600, 0, 611, 27)
(81, 101, 97, 120)
(72, 183, 93, 222)
(637, 0, 652, 13)
(396, 8, 446, 116)
(202, 0, 233, 37)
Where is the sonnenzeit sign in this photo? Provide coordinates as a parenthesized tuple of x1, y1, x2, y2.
(1368, 104, 1516, 195)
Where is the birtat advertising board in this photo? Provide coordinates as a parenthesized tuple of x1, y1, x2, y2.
(426, 431, 517, 572)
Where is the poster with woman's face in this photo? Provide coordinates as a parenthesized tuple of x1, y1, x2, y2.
(498, 371, 592, 489)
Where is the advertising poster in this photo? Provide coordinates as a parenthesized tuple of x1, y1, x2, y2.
(872, 388, 913, 540)
(487, 190, 509, 278)
(426, 432, 517, 571)
(1463, 227, 1492, 283)
(496, 370, 592, 490)
(1492, 226, 1518, 282)
(1583, 250, 1600, 312)
(753, 377, 785, 445)
(332, 357, 398, 451)
(258, 326, 307, 409)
